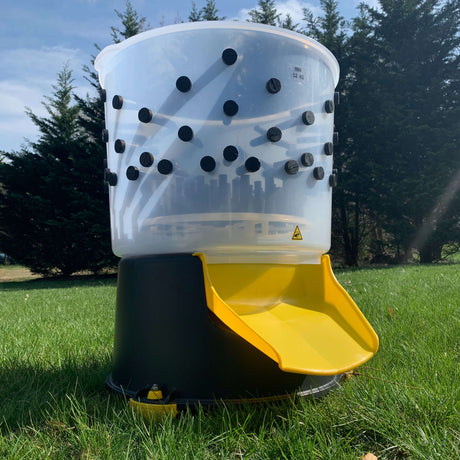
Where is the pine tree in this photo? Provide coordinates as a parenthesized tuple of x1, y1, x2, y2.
(302, 1, 367, 266)
(248, 0, 280, 26)
(0, 2, 150, 276)
(303, 0, 348, 61)
(77, 0, 147, 159)
(188, 1, 224, 22)
(337, 3, 389, 265)
(353, 0, 460, 262)
(74, 1, 148, 272)
(304, 0, 460, 265)
(111, 0, 146, 43)
(200, 0, 223, 21)
(278, 13, 299, 31)
(188, 2, 202, 21)
(0, 66, 99, 276)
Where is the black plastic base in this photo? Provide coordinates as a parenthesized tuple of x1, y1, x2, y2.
(109, 254, 342, 405)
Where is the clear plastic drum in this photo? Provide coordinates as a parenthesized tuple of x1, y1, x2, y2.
(95, 21, 339, 263)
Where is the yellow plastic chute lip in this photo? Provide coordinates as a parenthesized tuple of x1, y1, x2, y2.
(194, 252, 280, 364)
(194, 252, 379, 376)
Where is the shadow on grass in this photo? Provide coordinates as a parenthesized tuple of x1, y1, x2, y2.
(0, 352, 323, 436)
(0, 274, 118, 292)
(0, 356, 119, 433)
(0, 363, 317, 450)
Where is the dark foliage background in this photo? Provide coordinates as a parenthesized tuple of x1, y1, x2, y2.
(0, 0, 458, 275)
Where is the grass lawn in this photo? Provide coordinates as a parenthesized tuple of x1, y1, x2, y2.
(0, 263, 459, 459)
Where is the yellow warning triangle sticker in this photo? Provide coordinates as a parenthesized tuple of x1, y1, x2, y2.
(292, 225, 303, 240)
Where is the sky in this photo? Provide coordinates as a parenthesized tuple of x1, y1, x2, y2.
(0, 0, 378, 153)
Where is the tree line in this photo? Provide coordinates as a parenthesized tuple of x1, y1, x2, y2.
(0, 0, 458, 276)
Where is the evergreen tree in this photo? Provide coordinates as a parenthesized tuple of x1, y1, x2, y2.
(188, 1, 224, 22)
(352, 0, 460, 262)
(340, 3, 391, 265)
(302, 1, 367, 266)
(0, 67, 102, 276)
(303, 0, 347, 58)
(200, 0, 223, 21)
(0, 2, 149, 276)
(278, 13, 299, 31)
(304, 0, 460, 265)
(74, 1, 148, 271)
(77, 0, 147, 161)
(248, 0, 280, 26)
(188, 2, 202, 21)
(111, 0, 146, 43)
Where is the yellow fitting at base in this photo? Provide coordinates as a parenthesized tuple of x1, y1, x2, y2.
(129, 389, 178, 419)
(147, 389, 164, 400)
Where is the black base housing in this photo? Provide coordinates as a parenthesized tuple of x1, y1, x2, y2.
(108, 254, 342, 405)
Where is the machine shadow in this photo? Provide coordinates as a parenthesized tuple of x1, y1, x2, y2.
(0, 356, 328, 435)
(0, 357, 118, 433)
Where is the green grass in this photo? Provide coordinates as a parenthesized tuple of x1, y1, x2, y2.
(0, 264, 459, 459)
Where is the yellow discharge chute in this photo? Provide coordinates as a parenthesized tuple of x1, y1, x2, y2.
(195, 253, 379, 376)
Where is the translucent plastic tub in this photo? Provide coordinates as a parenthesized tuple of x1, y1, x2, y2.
(95, 21, 339, 263)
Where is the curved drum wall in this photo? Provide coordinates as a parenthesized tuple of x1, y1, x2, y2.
(96, 22, 339, 263)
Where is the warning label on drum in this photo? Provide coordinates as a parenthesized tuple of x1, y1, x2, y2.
(292, 225, 303, 240)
